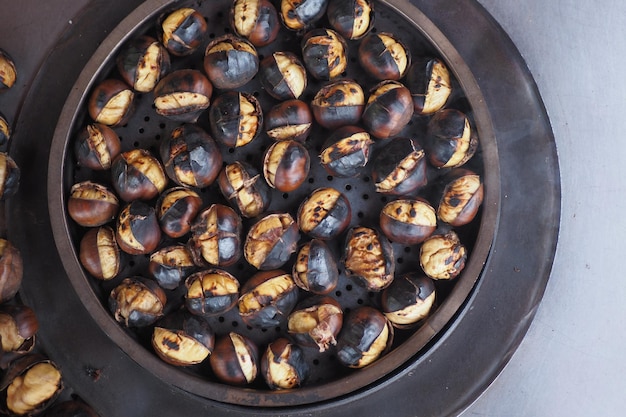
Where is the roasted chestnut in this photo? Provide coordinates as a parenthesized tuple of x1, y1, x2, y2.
(149, 245, 196, 290)
(159, 7, 208, 56)
(381, 272, 436, 328)
(297, 187, 351, 240)
(0, 113, 10, 148)
(244, 213, 300, 270)
(310, 79, 364, 130)
(371, 136, 428, 196)
(426, 108, 478, 169)
(188, 204, 243, 268)
(73, 123, 121, 170)
(292, 238, 339, 294)
(287, 296, 343, 351)
(217, 161, 271, 218)
(238, 269, 299, 328)
(336, 306, 393, 368)
(116, 35, 171, 93)
(437, 168, 484, 226)
(43, 399, 100, 417)
(362, 80, 414, 139)
(0, 152, 19, 201)
(208, 91, 263, 148)
(152, 309, 214, 366)
(109, 277, 167, 327)
(0, 239, 22, 304)
(230, 0, 281, 47)
(419, 231, 467, 280)
(358, 32, 410, 81)
(184, 269, 240, 317)
(406, 57, 452, 115)
(379, 198, 437, 245)
(153, 69, 213, 122)
(280, 0, 328, 31)
(115, 200, 162, 255)
(0, 305, 38, 363)
(326, 0, 374, 40)
(0, 49, 17, 91)
(67, 181, 119, 227)
(111, 149, 167, 202)
(261, 338, 308, 389)
(301, 28, 348, 81)
(343, 226, 394, 292)
(319, 125, 373, 177)
(87, 79, 135, 127)
(203, 34, 259, 90)
(265, 99, 313, 142)
(210, 332, 259, 386)
(79, 226, 122, 281)
(156, 187, 203, 238)
(160, 124, 222, 188)
(263, 139, 310, 192)
(259, 52, 307, 100)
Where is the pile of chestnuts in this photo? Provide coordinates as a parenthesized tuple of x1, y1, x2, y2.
(66, 0, 485, 393)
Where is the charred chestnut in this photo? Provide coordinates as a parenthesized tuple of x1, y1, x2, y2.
(109, 277, 167, 327)
(0, 49, 17, 91)
(115, 201, 162, 255)
(116, 35, 171, 93)
(280, 0, 328, 31)
(319, 125, 373, 177)
(263, 139, 310, 192)
(184, 269, 240, 317)
(210, 332, 259, 386)
(204, 35, 259, 90)
(358, 32, 410, 81)
(259, 52, 307, 100)
(0, 153, 19, 200)
(159, 7, 208, 56)
(381, 272, 436, 328)
(160, 124, 222, 188)
(208, 91, 263, 148)
(406, 57, 452, 115)
(292, 238, 339, 294)
(0, 113, 10, 148)
(217, 162, 271, 218)
(43, 399, 99, 417)
(153, 69, 213, 122)
(73, 123, 121, 170)
(188, 204, 243, 268)
(156, 187, 203, 238)
(301, 28, 348, 81)
(297, 187, 351, 240)
(427, 109, 478, 169)
(261, 338, 308, 390)
(152, 310, 214, 366)
(230, 0, 280, 47)
(265, 99, 313, 142)
(238, 269, 299, 328)
(327, 0, 374, 40)
(379, 198, 436, 245)
(287, 296, 343, 351)
(111, 149, 167, 202)
(419, 231, 467, 280)
(311, 79, 365, 130)
(0, 305, 38, 363)
(149, 245, 196, 290)
(79, 226, 122, 281)
(67, 181, 119, 227)
(336, 306, 393, 368)
(244, 213, 300, 270)
(362, 80, 414, 139)
(371, 137, 428, 196)
(343, 226, 394, 292)
(87, 79, 135, 127)
(437, 169, 484, 226)
(0, 239, 22, 304)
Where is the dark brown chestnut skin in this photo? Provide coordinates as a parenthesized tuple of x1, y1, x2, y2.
(0, 49, 17, 91)
(151, 309, 214, 366)
(280, 0, 328, 32)
(265, 99, 313, 142)
(301, 28, 348, 81)
(109, 277, 167, 327)
(263, 139, 310, 192)
(0, 304, 38, 365)
(184, 269, 240, 317)
(153, 69, 213, 122)
(188, 204, 243, 268)
(116, 35, 171, 93)
(210, 332, 259, 386)
(406, 57, 452, 115)
(292, 238, 339, 294)
(436, 168, 484, 227)
(149, 245, 196, 290)
(261, 337, 309, 390)
(419, 231, 467, 280)
(158, 7, 208, 56)
(379, 198, 437, 245)
(371, 137, 428, 196)
(343, 226, 395, 292)
(203, 34, 259, 90)
(244, 213, 300, 270)
(79, 226, 122, 281)
(0, 239, 22, 304)
(115, 201, 162, 255)
(336, 306, 393, 368)
(287, 296, 343, 352)
(311, 79, 365, 130)
(43, 399, 100, 417)
(160, 124, 222, 188)
(0, 153, 19, 201)
(238, 269, 299, 328)
(381, 272, 436, 329)
(0, 113, 10, 148)
(327, 0, 375, 40)
(67, 181, 119, 227)
(217, 161, 271, 219)
(208, 91, 263, 148)
(87, 78, 135, 127)
(73, 123, 121, 170)
(319, 125, 373, 178)
(156, 187, 203, 238)
(426, 108, 478, 169)
(111, 149, 167, 202)
(358, 32, 410, 81)
(297, 187, 351, 240)
(259, 52, 307, 100)
(362, 80, 414, 139)
(230, 0, 280, 47)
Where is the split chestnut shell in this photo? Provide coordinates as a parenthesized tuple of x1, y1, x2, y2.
(280, 0, 328, 31)
(427, 109, 478, 169)
(0, 304, 39, 364)
(79, 226, 122, 281)
(0, 153, 19, 201)
(184, 269, 240, 317)
(259, 52, 307, 100)
(311, 79, 364, 130)
(343, 226, 394, 292)
(67, 181, 119, 227)
(319, 125, 373, 178)
(265, 99, 313, 142)
(209, 91, 263, 148)
(419, 231, 467, 280)
(153, 69, 213, 122)
(358, 32, 410, 81)
(297, 187, 351, 240)
(116, 35, 171, 93)
(244, 213, 300, 270)
(156, 187, 203, 238)
(0, 49, 17, 91)
(73, 123, 121, 170)
(379, 198, 437, 245)
(115, 201, 162, 255)
(263, 140, 310, 192)
(203, 34, 259, 90)
(336, 306, 393, 368)
(362, 80, 414, 139)
(149, 245, 196, 290)
(301, 28, 348, 81)
(230, 0, 280, 47)
(326, 0, 375, 40)
(238, 269, 299, 328)
(292, 238, 339, 295)
(109, 277, 167, 327)
(371, 137, 428, 196)
(159, 7, 208, 56)
(111, 149, 167, 202)
(210, 332, 259, 386)
(0, 239, 22, 304)
(152, 310, 214, 366)
(437, 168, 484, 226)
(287, 296, 343, 351)
(407, 57, 452, 115)
(188, 204, 243, 268)
(87, 79, 135, 127)
(217, 162, 271, 219)
(261, 337, 309, 390)
(381, 273, 436, 328)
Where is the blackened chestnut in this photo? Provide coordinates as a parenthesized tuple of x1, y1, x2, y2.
(79, 226, 122, 281)
(259, 52, 307, 100)
(109, 277, 167, 327)
(261, 338, 308, 390)
(230, 0, 280, 47)
(244, 213, 300, 270)
(287, 296, 343, 352)
(204, 35, 259, 90)
(73, 123, 121, 170)
(208, 91, 263, 148)
(327, 0, 374, 40)
(362, 80, 414, 139)
(358, 32, 410, 81)
(343, 226, 395, 292)
(184, 269, 240, 317)
(319, 125, 373, 177)
(153, 69, 213, 122)
(336, 306, 393, 368)
(427, 108, 478, 169)
(188, 204, 243, 268)
(217, 162, 271, 218)
(297, 187, 351, 240)
(406, 57, 452, 115)
(238, 269, 299, 328)
(0, 239, 22, 304)
(379, 198, 437, 245)
(149, 245, 196, 290)
(159, 7, 208, 56)
(301, 28, 348, 81)
(0, 113, 10, 148)
(0, 153, 19, 200)
(156, 187, 203, 238)
(437, 168, 484, 226)
(111, 149, 167, 202)
(265, 99, 313, 142)
(311, 79, 364, 130)
(67, 181, 119, 227)
(152, 310, 214, 366)
(419, 231, 467, 280)
(280, 0, 328, 31)
(0, 49, 17, 91)
(371, 137, 428, 196)
(381, 272, 436, 328)
(87, 79, 135, 127)
(210, 332, 259, 386)
(116, 35, 171, 93)
(115, 201, 162, 255)
(263, 139, 310, 192)
(292, 238, 339, 294)
(0, 305, 38, 363)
